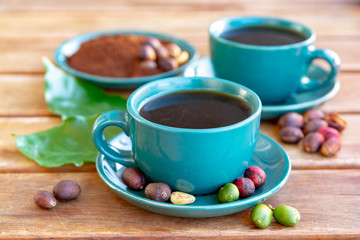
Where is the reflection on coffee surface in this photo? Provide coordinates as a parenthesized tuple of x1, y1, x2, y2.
(220, 26, 306, 46)
(139, 90, 252, 129)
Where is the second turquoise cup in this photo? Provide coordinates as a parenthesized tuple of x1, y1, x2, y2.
(92, 77, 261, 195)
(209, 16, 341, 105)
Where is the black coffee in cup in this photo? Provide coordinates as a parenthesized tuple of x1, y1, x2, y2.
(139, 90, 251, 129)
(220, 26, 306, 46)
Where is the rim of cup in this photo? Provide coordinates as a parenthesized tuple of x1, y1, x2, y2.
(127, 76, 262, 133)
(208, 15, 316, 50)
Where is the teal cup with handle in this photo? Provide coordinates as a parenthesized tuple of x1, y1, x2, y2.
(209, 16, 341, 105)
(92, 77, 261, 195)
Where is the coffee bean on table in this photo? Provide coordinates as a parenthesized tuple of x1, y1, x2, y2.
(251, 204, 273, 229)
(303, 132, 325, 153)
(273, 205, 301, 227)
(320, 137, 341, 157)
(279, 126, 304, 144)
(34, 190, 57, 210)
(278, 112, 305, 128)
(53, 180, 81, 202)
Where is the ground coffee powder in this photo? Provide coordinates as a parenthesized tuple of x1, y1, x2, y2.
(67, 35, 165, 78)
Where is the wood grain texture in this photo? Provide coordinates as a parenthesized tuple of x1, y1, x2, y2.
(0, 0, 359, 238)
(0, 72, 358, 117)
(0, 170, 359, 239)
(0, 0, 359, 11)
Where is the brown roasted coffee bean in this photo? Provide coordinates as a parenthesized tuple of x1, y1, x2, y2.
(34, 190, 57, 210)
(279, 126, 304, 143)
(158, 57, 178, 71)
(53, 180, 81, 202)
(139, 60, 157, 70)
(121, 167, 146, 190)
(175, 51, 190, 65)
(165, 42, 182, 58)
(303, 132, 325, 153)
(145, 182, 171, 202)
(320, 138, 341, 157)
(145, 37, 162, 49)
(155, 46, 170, 59)
(324, 112, 347, 132)
(303, 109, 325, 122)
(278, 112, 304, 128)
(139, 44, 156, 61)
(303, 119, 328, 134)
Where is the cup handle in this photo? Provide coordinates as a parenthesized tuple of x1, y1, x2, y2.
(298, 48, 341, 92)
(92, 110, 136, 167)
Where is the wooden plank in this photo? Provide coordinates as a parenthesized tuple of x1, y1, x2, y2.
(0, 75, 51, 116)
(0, 170, 359, 239)
(0, 72, 358, 117)
(0, 0, 358, 11)
(0, 74, 132, 117)
(1, 113, 358, 173)
(0, 9, 359, 39)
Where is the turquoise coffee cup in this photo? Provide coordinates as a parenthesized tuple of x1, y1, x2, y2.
(92, 77, 261, 195)
(209, 16, 341, 105)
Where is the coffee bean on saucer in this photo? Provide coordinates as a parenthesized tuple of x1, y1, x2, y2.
(53, 180, 81, 202)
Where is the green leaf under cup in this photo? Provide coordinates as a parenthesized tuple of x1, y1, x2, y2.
(15, 115, 120, 167)
(15, 58, 128, 167)
(43, 57, 127, 118)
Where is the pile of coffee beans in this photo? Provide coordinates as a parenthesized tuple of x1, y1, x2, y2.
(278, 109, 346, 157)
(67, 35, 190, 78)
(121, 166, 266, 205)
(218, 166, 266, 203)
(139, 37, 190, 72)
(34, 180, 81, 210)
(251, 204, 300, 228)
(121, 167, 195, 205)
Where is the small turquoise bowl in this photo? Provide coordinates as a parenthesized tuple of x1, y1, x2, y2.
(54, 30, 198, 89)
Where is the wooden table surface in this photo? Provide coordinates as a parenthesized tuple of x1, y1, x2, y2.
(1, 0, 360, 239)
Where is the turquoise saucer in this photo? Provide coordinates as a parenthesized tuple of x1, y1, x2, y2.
(183, 57, 340, 119)
(96, 132, 291, 218)
(54, 30, 198, 89)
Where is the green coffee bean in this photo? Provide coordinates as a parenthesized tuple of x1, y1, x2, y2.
(218, 183, 239, 203)
(251, 204, 273, 228)
(273, 205, 300, 227)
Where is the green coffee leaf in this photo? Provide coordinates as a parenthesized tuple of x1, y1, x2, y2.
(15, 115, 120, 167)
(43, 57, 127, 118)
(14, 58, 128, 167)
